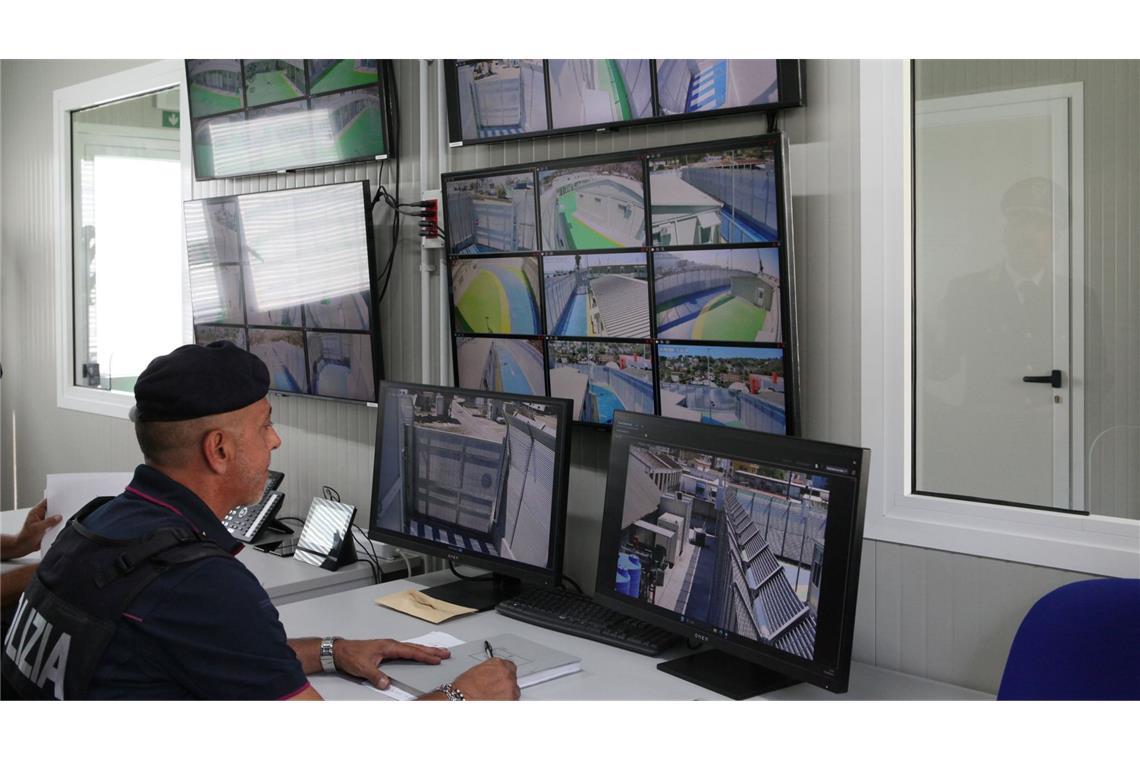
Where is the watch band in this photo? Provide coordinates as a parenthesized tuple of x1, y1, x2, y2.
(435, 682, 466, 701)
(320, 636, 340, 674)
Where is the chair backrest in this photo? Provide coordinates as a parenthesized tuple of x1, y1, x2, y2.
(998, 577, 1140, 700)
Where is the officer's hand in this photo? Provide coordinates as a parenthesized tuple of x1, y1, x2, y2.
(9, 500, 61, 559)
(452, 657, 520, 700)
(334, 638, 451, 690)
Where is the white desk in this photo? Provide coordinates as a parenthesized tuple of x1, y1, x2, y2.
(278, 571, 994, 701)
(1, 506, 416, 604)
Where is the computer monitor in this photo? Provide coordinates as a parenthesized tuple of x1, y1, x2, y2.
(594, 411, 869, 698)
(184, 181, 381, 404)
(368, 381, 573, 610)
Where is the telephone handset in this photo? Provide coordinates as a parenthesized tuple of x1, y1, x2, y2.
(221, 470, 287, 543)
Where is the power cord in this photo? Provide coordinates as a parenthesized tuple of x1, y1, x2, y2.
(350, 525, 382, 585)
(560, 575, 584, 594)
(447, 559, 494, 581)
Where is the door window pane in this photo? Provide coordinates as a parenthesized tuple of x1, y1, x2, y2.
(913, 60, 1140, 519)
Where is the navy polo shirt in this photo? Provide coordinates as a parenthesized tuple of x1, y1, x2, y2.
(80, 465, 310, 700)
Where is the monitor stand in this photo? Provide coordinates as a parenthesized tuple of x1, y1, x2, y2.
(419, 573, 523, 612)
(657, 648, 801, 700)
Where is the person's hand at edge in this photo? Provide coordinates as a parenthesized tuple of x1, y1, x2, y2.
(449, 657, 520, 701)
(334, 638, 451, 690)
(1, 499, 62, 560)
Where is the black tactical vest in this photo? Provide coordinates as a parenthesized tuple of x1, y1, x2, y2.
(1, 497, 231, 700)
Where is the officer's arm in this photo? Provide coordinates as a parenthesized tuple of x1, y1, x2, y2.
(0, 564, 37, 608)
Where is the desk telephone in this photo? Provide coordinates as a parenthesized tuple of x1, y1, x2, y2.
(222, 470, 287, 543)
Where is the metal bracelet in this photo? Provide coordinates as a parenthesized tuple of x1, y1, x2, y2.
(435, 682, 466, 701)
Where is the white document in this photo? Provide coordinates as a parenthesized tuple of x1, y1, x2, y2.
(370, 631, 468, 701)
(42, 472, 133, 553)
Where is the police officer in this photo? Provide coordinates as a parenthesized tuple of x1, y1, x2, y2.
(1, 341, 518, 700)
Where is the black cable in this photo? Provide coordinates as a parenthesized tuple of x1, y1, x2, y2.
(278, 516, 305, 526)
(349, 526, 381, 584)
(321, 485, 341, 502)
(377, 60, 402, 304)
(560, 575, 583, 594)
(447, 559, 494, 581)
(766, 110, 778, 134)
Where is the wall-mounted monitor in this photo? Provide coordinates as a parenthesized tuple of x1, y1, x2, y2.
(445, 59, 803, 148)
(184, 181, 381, 403)
(186, 59, 390, 181)
(443, 134, 800, 434)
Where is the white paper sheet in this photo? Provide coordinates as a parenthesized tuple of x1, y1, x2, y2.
(369, 630, 467, 700)
(42, 472, 133, 553)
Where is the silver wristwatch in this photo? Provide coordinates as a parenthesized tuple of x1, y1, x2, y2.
(435, 682, 466, 701)
(320, 636, 340, 673)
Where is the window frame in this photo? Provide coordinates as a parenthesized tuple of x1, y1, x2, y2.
(858, 60, 1138, 578)
(53, 60, 192, 419)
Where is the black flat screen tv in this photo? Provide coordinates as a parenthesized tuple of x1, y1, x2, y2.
(445, 59, 803, 147)
(595, 411, 869, 697)
(186, 59, 390, 180)
(442, 133, 800, 434)
(368, 380, 573, 610)
(184, 180, 381, 403)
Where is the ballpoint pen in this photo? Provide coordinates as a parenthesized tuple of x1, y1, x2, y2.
(484, 640, 495, 659)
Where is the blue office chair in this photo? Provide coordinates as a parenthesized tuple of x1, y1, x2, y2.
(998, 577, 1140, 700)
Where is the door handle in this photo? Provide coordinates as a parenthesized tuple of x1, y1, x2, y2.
(1022, 369, 1062, 389)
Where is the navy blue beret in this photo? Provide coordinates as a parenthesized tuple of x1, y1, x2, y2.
(132, 341, 270, 422)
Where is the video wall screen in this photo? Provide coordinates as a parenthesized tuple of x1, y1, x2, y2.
(187, 59, 389, 180)
(185, 181, 381, 403)
(443, 134, 799, 433)
(445, 59, 803, 147)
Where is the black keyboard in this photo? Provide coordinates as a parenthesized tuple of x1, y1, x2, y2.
(496, 586, 681, 656)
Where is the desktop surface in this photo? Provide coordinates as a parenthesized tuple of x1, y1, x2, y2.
(275, 570, 994, 701)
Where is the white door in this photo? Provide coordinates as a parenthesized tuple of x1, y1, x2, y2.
(914, 85, 1084, 510)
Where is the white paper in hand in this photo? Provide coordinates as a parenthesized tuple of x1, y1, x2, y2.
(42, 472, 133, 553)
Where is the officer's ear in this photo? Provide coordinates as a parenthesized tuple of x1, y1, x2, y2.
(200, 427, 233, 475)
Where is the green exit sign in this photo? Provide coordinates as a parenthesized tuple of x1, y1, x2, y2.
(162, 110, 180, 128)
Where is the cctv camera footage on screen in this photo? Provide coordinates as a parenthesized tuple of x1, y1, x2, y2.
(187, 59, 387, 180)
(184, 181, 377, 403)
(654, 60, 779, 116)
(445, 171, 537, 255)
(373, 386, 564, 570)
(649, 144, 780, 246)
(539, 160, 646, 251)
(611, 442, 835, 660)
(455, 59, 549, 141)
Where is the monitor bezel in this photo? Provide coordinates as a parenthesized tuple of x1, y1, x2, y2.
(367, 379, 574, 588)
(185, 59, 392, 182)
(444, 59, 804, 148)
(593, 410, 868, 693)
(183, 179, 383, 404)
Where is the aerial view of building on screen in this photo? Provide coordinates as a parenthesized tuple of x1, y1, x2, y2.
(658, 344, 786, 433)
(614, 444, 830, 659)
(650, 146, 779, 245)
(456, 59, 548, 140)
(654, 248, 781, 342)
(307, 59, 379, 95)
(548, 59, 653, 130)
(243, 59, 306, 107)
(446, 172, 536, 254)
(374, 388, 561, 567)
(456, 336, 545, 397)
(544, 253, 650, 339)
(539, 162, 645, 251)
(655, 60, 779, 115)
(187, 59, 243, 117)
(547, 340, 654, 425)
